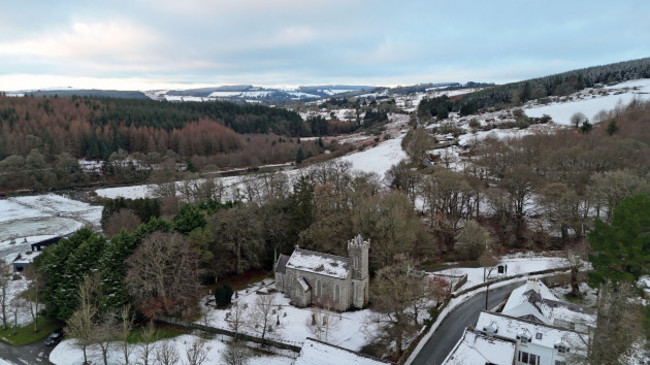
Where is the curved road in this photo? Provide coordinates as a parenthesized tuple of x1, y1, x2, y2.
(411, 281, 523, 365)
(0, 340, 54, 364)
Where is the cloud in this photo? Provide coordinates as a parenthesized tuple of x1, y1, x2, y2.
(0, 20, 160, 67)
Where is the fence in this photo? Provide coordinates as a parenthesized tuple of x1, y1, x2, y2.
(156, 316, 303, 353)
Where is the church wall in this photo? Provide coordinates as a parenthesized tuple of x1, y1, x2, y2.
(283, 268, 351, 311)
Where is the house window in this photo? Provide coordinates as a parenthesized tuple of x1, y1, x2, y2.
(535, 333, 542, 340)
(555, 361, 566, 365)
(316, 280, 322, 297)
(335, 284, 340, 302)
(518, 351, 539, 365)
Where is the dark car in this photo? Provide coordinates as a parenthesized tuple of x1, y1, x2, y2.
(44, 329, 63, 346)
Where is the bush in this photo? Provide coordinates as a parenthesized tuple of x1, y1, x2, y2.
(215, 284, 234, 307)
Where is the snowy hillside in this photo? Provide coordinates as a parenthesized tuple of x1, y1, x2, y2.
(525, 79, 650, 125)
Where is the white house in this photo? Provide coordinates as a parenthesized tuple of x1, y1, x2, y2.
(475, 311, 588, 365)
(442, 328, 516, 365)
(502, 279, 596, 333)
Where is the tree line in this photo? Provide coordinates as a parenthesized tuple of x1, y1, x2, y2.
(419, 57, 650, 116)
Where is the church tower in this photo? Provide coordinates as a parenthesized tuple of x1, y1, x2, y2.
(348, 234, 369, 308)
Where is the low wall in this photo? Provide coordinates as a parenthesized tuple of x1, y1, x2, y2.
(156, 316, 302, 353)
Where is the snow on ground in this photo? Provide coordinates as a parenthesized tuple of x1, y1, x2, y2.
(339, 134, 406, 178)
(0, 359, 16, 365)
(0, 271, 34, 328)
(433, 253, 569, 293)
(551, 282, 599, 307)
(50, 334, 293, 365)
(525, 78, 650, 125)
(96, 117, 410, 201)
(198, 280, 375, 352)
(0, 194, 103, 260)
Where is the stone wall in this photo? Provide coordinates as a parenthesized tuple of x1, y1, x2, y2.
(285, 268, 351, 311)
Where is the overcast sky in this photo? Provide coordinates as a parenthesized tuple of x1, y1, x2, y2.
(1, 0, 648, 91)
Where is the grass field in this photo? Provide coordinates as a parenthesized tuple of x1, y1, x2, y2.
(0, 317, 64, 346)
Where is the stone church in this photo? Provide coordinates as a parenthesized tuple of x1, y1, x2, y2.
(274, 235, 369, 311)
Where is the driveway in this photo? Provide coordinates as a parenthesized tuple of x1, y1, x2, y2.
(0, 340, 55, 364)
(410, 281, 523, 365)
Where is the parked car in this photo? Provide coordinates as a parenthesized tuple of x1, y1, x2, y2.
(44, 329, 63, 346)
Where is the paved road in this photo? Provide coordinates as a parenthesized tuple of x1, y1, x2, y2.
(411, 281, 524, 365)
(0, 340, 55, 364)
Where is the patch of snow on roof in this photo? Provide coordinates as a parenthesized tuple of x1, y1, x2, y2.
(476, 311, 588, 354)
(442, 329, 516, 365)
(295, 338, 390, 365)
(286, 249, 350, 279)
(503, 278, 559, 313)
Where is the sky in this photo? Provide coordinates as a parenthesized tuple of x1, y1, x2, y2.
(1, 0, 649, 91)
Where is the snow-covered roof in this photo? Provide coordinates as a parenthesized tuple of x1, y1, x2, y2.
(12, 250, 42, 265)
(294, 338, 391, 365)
(285, 248, 350, 279)
(475, 311, 588, 354)
(503, 278, 558, 313)
(442, 329, 516, 365)
(502, 279, 596, 330)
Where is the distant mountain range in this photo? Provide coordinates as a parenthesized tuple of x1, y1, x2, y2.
(4, 82, 474, 103)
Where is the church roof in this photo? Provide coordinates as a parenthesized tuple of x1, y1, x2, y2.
(285, 248, 350, 279)
(275, 254, 290, 274)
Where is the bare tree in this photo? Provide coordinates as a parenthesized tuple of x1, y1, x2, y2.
(96, 311, 119, 365)
(0, 263, 12, 330)
(539, 183, 580, 242)
(366, 258, 429, 356)
(65, 275, 101, 365)
(23, 267, 42, 332)
(248, 294, 274, 345)
(9, 296, 25, 336)
(104, 209, 142, 238)
(138, 321, 157, 365)
(401, 128, 436, 165)
(185, 337, 210, 365)
(221, 342, 251, 365)
(384, 161, 420, 203)
(118, 306, 135, 365)
(153, 340, 181, 365)
(578, 283, 643, 364)
(225, 302, 246, 342)
(126, 232, 201, 318)
(565, 240, 590, 298)
(210, 205, 264, 274)
(306, 297, 341, 342)
(454, 220, 493, 260)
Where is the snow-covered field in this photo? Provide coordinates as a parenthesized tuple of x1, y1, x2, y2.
(525, 78, 650, 125)
(50, 334, 293, 365)
(434, 253, 570, 292)
(339, 135, 407, 178)
(198, 280, 375, 352)
(0, 194, 103, 261)
(95, 114, 410, 200)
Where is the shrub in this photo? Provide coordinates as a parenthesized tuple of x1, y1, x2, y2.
(215, 284, 234, 307)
